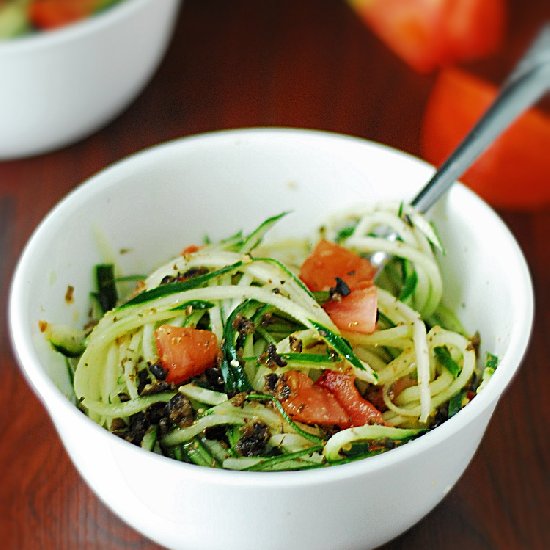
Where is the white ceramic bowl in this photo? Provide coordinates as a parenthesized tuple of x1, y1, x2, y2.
(9, 129, 533, 550)
(0, 0, 181, 159)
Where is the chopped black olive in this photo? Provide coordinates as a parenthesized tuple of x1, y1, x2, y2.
(329, 277, 351, 299)
(125, 412, 150, 444)
(110, 418, 127, 431)
(204, 366, 225, 392)
(137, 369, 150, 394)
(147, 401, 169, 425)
(232, 313, 255, 336)
(236, 421, 271, 457)
(275, 374, 292, 400)
(149, 362, 167, 380)
(265, 373, 279, 392)
(230, 392, 247, 408)
(167, 393, 194, 428)
(205, 425, 228, 441)
(261, 343, 287, 368)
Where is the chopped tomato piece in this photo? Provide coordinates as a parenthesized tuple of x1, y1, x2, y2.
(278, 371, 350, 427)
(348, 0, 506, 73)
(323, 283, 377, 335)
(154, 325, 219, 385)
(299, 239, 375, 292)
(317, 370, 385, 426)
(181, 244, 201, 255)
(278, 370, 385, 428)
(421, 67, 550, 209)
(28, 0, 98, 30)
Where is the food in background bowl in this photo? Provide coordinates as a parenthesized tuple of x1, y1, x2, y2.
(43, 203, 498, 471)
(0, 0, 124, 39)
(9, 129, 533, 550)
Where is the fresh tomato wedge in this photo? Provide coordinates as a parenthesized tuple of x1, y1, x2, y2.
(317, 370, 385, 426)
(28, 0, 99, 30)
(278, 370, 351, 427)
(421, 67, 550, 209)
(154, 325, 219, 385)
(299, 239, 376, 292)
(278, 370, 385, 428)
(348, 0, 506, 73)
(323, 283, 378, 335)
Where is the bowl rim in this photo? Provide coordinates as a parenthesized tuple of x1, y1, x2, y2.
(8, 127, 535, 487)
(0, 0, 173, 53)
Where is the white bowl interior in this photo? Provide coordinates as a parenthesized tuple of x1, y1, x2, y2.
(9, 129, 534, 549)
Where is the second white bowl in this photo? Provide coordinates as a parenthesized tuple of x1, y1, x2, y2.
(0, 0, 181, 159)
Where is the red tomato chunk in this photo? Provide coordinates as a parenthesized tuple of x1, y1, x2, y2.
(279, 370, 385, 429)
(279, 370, 351, 427)
(348, 0, 506, 73)
(323, 284, 378, 335)
(317, 370, 385, 426)
(29, 0, 99, 30)
(299, 239, 375, 292)
(154, 325, 219, 385)
(422, 67, 550, 209)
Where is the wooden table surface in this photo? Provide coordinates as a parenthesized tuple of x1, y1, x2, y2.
(1, 1, 548, 549)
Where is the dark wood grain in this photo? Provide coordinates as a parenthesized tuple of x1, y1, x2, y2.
(1, 1, 548, 549)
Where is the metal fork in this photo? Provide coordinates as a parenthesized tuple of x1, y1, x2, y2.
(370, 23, 550, 272)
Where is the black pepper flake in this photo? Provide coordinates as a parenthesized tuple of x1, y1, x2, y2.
(403, 213, 414, 227)
(65, 285, 75, 304)
(289, 335, 303, 353)
(431, 406, 449, 429)
(183, 267, 209, 279)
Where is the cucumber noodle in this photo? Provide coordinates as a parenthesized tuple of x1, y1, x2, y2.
(55, 203, 486, 471)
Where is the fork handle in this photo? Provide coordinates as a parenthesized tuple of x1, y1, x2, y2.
(412, 23, 550, 214)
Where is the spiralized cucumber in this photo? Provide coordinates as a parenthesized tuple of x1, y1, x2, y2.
(47, 204, 486, 470)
